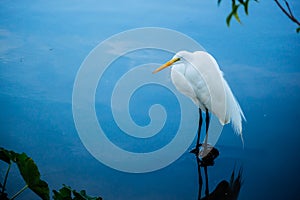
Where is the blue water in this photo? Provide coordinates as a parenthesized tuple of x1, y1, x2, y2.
(1, 1, 300, 199)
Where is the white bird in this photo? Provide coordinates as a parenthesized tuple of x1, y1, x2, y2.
(153, 51, 245, 153)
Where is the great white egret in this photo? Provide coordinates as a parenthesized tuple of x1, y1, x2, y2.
(153, 51, 245, 154)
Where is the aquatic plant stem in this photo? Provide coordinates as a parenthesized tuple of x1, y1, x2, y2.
(10, 184, 28, 200)
(1, 163, 11, 194)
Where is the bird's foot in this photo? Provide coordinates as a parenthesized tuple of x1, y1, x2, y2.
(190, 144, 219, 166)
(199, 145, 219, 167)
(189, 143, 209, 156)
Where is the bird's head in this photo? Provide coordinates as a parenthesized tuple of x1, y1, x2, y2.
(152, 51, 190, 74)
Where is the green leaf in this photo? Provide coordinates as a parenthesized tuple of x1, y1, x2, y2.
(16, 153, 40, 187)
(30, 180, 50, 200)
(297, 27, 300, 33)
(0, 148, 11, 164)
(73, 189, 102, 200)
(244, 0, 250, 15)
(15, 153, 50, 200)
(0, 147, 17, 164)
(54, 185, 102, 200)
(233, 5, 241, 23)
(226, 12, 233, 26)
(226, 4, 240, 26)
(53, 185, 72, 200)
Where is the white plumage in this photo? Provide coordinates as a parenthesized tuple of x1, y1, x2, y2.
(153, 50, 245, 144)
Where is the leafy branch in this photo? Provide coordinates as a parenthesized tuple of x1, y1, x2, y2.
(0, 147, 102, 200)
(218, 0, 259, 26)
(274, 0, 300, 32)
(218, 0, 300, 32)
(53, 185, 102, 200)
(0, 147, 50, 200)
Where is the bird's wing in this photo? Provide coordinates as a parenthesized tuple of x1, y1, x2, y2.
(170, 68, 200, 107)
(187, 51, 227, 122)
(188, 51, 245, 137)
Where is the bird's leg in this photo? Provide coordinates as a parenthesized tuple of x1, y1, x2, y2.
(196, 108, 202, 150)
(190, 108, 202, 154)
(203, 108, 210, 154)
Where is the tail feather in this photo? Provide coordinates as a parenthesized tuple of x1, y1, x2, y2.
(223, 79, 246, 144)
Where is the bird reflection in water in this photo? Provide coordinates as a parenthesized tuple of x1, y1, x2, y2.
(191, 145, 243, 200)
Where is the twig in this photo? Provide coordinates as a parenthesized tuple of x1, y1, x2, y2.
(285, 0, 293, 17)
(274, 0, 300, 26)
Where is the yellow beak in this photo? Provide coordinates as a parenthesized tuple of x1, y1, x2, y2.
(152, 58, 180, 74)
